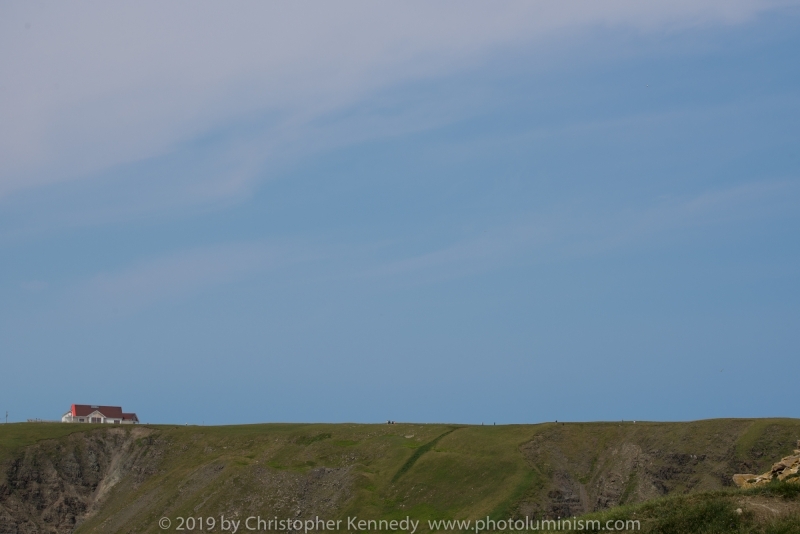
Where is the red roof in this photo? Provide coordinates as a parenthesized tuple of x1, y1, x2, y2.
(71, 404, 131, 419)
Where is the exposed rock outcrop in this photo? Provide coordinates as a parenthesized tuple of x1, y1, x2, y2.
(0, 427, 156, 534)
(733, 441, 800, 488)
(515, 422, 759, 519)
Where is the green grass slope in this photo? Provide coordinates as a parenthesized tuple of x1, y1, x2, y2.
(560, 481, 800, 533)
(0, 419, 798, 533)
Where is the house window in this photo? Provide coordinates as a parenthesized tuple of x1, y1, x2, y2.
(114, 420, 120, 424)
(78, 418, 84, 422)
(91, 417, 101, 423)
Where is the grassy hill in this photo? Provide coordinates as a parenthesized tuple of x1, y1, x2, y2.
(558, 481, 800, 533)
(0, 419, 799, 533)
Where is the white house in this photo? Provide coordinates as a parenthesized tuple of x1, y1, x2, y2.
(61, 404, 139, 424)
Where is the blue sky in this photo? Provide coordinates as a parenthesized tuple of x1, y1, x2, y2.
(1, 2, 799, 424)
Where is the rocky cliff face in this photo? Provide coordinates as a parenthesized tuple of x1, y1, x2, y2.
(0, 427, 359, 534)
(514, 421, 798, 519)
(733, 441, 800, 489)
(0, 428, 156, 534)
(1, 421, 798, 533)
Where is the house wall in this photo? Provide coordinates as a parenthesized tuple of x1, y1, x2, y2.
(61, 409, 137, 423)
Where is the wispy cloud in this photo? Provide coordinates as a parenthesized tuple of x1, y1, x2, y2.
(10, 177, 796, 324)
(1, 0, 792, 202)
(66, 241, 314, 317)
(358, 179, 799, 285)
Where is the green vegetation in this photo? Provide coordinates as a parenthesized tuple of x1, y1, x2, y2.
(391, 427, 461, 482)
(561, 481, 800, 533)
(748, 480, 800, 500)
(0, 421, 101, 465)
(0, 419, 798, 533)
(296, 432, 333, 445)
